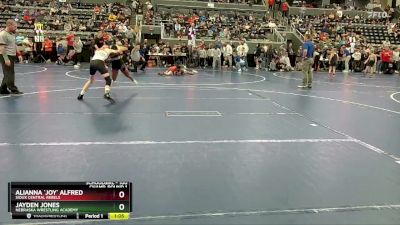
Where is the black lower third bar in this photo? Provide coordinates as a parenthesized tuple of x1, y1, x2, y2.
(12, 213, 110, 219)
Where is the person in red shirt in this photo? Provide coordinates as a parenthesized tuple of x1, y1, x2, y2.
(381, 47, 393, 74)
(66, 31, 75, 60)
(158, 65, 181, 76)
(282, 1, 289, 17)
(158, 65, 197, 76)
(268, 0, 275, 11)
(66, 32, 74, 47)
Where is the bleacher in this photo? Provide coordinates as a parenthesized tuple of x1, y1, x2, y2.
(152, 5, 283, 41)
(292, 15, 400, 45)
(0, 1, 131, 43)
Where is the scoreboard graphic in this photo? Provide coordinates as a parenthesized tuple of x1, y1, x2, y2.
(8, 182, 132, 220)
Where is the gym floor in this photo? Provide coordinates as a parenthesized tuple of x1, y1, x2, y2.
(1, 64, 400, 225)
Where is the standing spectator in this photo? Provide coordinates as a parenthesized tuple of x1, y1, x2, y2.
(66, 31, 75, 57)
(188, 23, 197, 47)
(222, 43, 233, 68)
(343, 45, 351, 73)
(199, 47, 207, 68)
(281, 1, 289, 18)
(268, 0, 275, 11)
(254, 43, 262, 70)
(352, 48, 362, 72)
(287, 42, 296, 68)
(130, 44, 145, 72)
(43, 37, 53, 62)
(73, 36, 83, 66)
(131, 0, 138, 12)
(212, 46, 222, 70)
(174, 21, 181, 38)
(207, 44, 214, 67)
(265, 45, 275, 71)
(393, 47, 400, 73)
(276, 0, 281, 10)
(328, 48, 338, 80)
(381, 46, 393, 74)
(140, 41, 149, 71)
(126, 26, 135, 43)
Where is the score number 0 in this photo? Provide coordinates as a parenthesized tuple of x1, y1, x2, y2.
(118, 191, 125, 211)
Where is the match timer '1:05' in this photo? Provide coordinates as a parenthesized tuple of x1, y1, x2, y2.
(8, 182, 132, 220)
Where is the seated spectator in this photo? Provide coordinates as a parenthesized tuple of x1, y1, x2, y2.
(94, 5, 102, 15)
(268, 20, 277, 28)
(61, 3, 71, 15)
(64, 22, 72, 32)
(56, 42, 65, 65)
(145, 0, 153, 11)
(16, 35, 25, 46)
(234, 51, 246, 72)
(0, 1, 11, 13)
(108, 13, 117, 22)
(79, 23, 87, 31)
(16, 0, 25, 7)
(22, 38, 34, 63)
(16, 50, 24, 63)
(86, 19, 94, 31)
(49, 0, 58, 15)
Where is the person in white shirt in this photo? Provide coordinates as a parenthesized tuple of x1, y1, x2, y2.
(212, 46, 222, 70)
(236, 42, 245, 58)
(118, 23, 127, 34)
(199, 47, 207, 68)
(268, 21, 277, 28)
(71, 36, 83, 67)
(222, 43, 232, 67)
(207, 45, 214, 67)
(77, 44, 127, 101)
(237, 40, 248, 69)
(350, 42, 356, 54)
(336, 10, 343, 18)
(242, 40, 248, 52)
(352, 49, 362, 72)
(393, 47, 400, 73)
(188, 23, 196, 47)
(280, 52, 292, 71)
(174, 22, 181, 35)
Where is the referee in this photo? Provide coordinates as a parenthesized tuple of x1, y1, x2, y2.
(298, 34, 314, 89)
(0, 20, 23, 95)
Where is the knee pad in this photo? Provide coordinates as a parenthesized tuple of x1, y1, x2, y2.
(104, 76, 112, 86)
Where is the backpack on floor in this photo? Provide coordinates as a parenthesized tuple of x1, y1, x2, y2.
(353, 61, 363, 72)
(385, 63, 394, 74)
